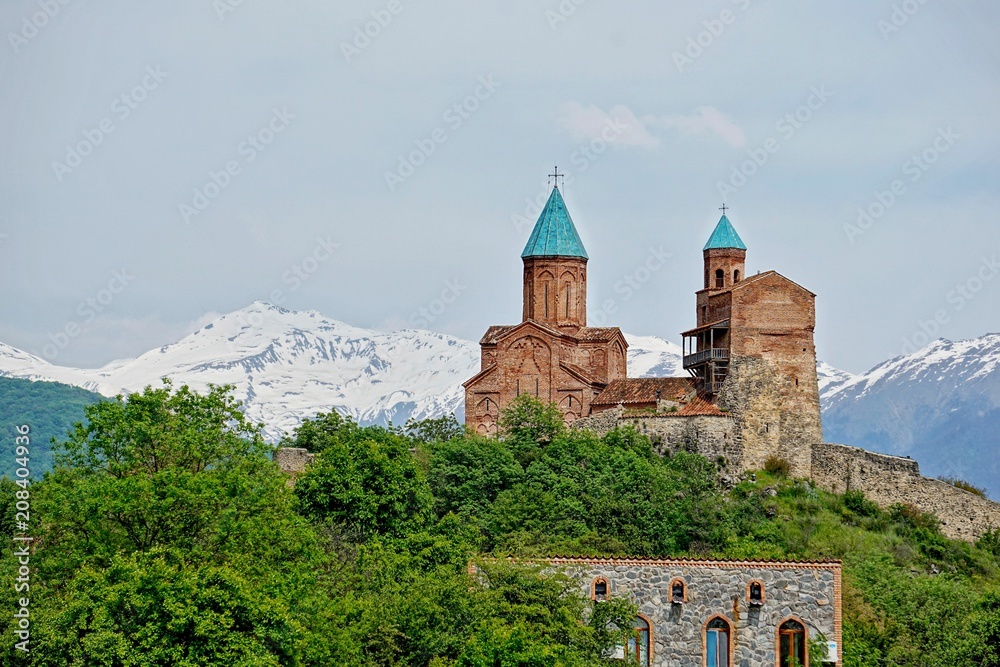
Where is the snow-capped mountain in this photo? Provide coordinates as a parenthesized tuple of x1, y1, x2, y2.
(0, 302, 685, 441)
(821, 334, 1000, 496)
(2, 303, 996, 495)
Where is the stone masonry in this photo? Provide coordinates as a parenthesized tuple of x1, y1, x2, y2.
(536, 558, 843, 667)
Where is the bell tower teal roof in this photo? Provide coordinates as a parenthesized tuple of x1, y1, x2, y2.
(521, 187, 589, 260)
(703, 214, 746, 251)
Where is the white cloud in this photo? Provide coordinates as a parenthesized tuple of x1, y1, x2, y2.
(556, 102, 660, 148)
(644, 106, 747, 148)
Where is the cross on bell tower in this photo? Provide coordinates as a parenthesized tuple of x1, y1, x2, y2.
(548, 165, 565, 189)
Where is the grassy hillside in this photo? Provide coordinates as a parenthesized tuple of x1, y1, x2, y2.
(0, 376, 105, 478)
(0, 387, 996, 666)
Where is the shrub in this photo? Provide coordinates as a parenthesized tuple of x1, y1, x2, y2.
(764, 455, 791, 478)
(939, 476, 989, 498)
(844, 490, 881, 518)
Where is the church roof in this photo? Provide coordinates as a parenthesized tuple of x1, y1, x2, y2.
(703, 214, 746, 251)
(592, 377, 696, 407)
(521, 187, 589, 260)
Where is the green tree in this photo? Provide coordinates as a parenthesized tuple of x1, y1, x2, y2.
(291, 413, 434, 539)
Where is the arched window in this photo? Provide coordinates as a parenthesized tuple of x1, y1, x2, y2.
(670, 577, 687, 604)
(592, 577, 608, 602)
(715, 268, 725, 289)
(627, 616, 651, 667)
(705, 616, 731, 667)
(778, 619, 808, 667)
(748, 580, 765, 606)
(734, 269, 741, 283)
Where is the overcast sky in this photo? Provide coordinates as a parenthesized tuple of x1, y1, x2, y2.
(1, 0, 998, 373)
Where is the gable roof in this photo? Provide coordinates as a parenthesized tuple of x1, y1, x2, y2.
(731, 270, 816, 297)
(521, 187, 589, 260)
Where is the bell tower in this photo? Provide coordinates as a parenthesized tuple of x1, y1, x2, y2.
(521, 185, 588, 330)
(699, 210, 746, 325)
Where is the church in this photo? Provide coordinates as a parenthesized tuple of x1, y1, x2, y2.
(464, 183, 824, 480)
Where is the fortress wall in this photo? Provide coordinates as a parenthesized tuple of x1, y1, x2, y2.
(811, 442, 1000, 541)
(576, 410, 742, 470)
(274, 447, 315, 474)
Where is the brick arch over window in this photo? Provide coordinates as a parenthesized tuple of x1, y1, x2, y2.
(702, 614, 734, 667)
(747, 579, 766, 605)
(669, 577, 688, 603)
(776, 616, 809, 667)
(628, 614, 653, 667)
(591, 576, 609, 601)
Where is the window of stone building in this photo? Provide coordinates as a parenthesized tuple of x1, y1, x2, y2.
(748, 580, 765, 606)
(715, 269, 725, 289)
(670, 578, 687, 604)
(592, 577, 608, 601)
(705, 617, 732, 667)
(778, 619, 808, 667)
(627, 616, 651, 667)
(734, 269, 741, 283)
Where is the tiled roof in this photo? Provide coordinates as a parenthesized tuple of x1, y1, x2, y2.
(480, 324, 622, 345)
(592, 377, 695, 406)
(521, 187, 589, 259)
(674, 395, 728, 417)
(480, 325, 518, 345)
(575, 327, 622, 342)
(478, 556, 841, 570)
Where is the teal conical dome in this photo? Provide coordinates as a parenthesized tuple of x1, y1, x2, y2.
(521, 187, 589, 260)
(703, 214, 746, 251)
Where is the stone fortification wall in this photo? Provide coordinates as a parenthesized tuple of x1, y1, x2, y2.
(274, 447, 315, 474)
(575, 410, 741, 470)
(811, 442, 1000, 541)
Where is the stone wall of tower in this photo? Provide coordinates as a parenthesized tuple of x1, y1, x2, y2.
(522, 257, 588, 329)
(716, 274, 823, 478)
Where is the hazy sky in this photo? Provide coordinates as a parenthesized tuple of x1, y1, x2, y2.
(1, 0, 998, 373)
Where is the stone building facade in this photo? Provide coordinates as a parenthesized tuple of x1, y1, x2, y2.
(508, 558, 842, 667)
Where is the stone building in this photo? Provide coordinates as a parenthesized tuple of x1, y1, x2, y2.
(464, 186, 629, 435)
(680, 214, 823, 478)
(473, 557, 842, 667)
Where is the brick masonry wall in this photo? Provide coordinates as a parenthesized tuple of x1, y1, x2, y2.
(542, 559, 841, 667)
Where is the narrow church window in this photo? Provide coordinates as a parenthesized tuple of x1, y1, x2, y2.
(544, 283, 549, 318)
(734, 269, 741, 283)
(715, 269, 725, 289)
(565, 283, 571, 319)
(535, 378, 539, 397)
(778, 619, 807, 667)
(706, 617, 731, 667)
(627, 617, 651, 667)
(516, 379, 520, 396)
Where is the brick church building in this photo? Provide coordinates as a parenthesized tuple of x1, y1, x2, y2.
(464, 184, 824, 479)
